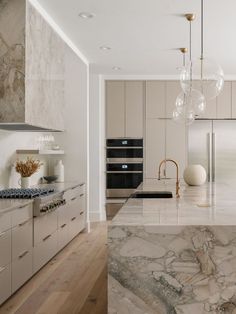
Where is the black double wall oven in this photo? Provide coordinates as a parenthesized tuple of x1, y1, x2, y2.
(106, 139, 143, 198)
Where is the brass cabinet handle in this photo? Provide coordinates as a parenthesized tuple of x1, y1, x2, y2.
(19, 219, 29, 227)
(71, 197, 77, 201)
(61, 223, 67, 229)
(80, 211, 84, 215)
(0, 266, 6, 273)
(79, 183, 84, 187)
(71, 217, 76, 221)
(43, 234, 52, 242)
(19, 250, 29, 259)
(0, 231, 7, 238)
(80, 194, 84, 197)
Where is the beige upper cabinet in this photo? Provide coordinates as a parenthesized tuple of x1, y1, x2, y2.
(106, 81, 125, 138)
(146, 81, 165, 118)
(125, 81, 144, 138)
(106, 81, 144, 138)
(231, 82, 236, 118)
(217, 82, 232, 118)
(166, 81, 182, 118)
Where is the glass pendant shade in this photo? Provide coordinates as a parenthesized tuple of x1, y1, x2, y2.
(180, 57, 224, 100)
(175, 89, 206, 117)
(173, 107, 195, 125)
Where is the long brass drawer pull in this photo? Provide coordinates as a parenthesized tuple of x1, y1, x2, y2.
(79, 183, 84, 187)
(0, 231, 6, 238)
(71, 217, 76, 221)
(61, 223, 67, 229)
(43, 234, 51, 242)
(80, 194, 84, 197)
(80, 211, 84, 215)
(0, 266, 6, 273)
(19, 220, 29, 227)
(19, 250, 29, 259)
(71, 197, 77, 201)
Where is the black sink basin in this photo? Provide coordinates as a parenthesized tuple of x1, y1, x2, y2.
(130, 191, 173, 199)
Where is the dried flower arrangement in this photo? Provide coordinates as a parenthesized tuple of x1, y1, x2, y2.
(15, 157, 43, 178)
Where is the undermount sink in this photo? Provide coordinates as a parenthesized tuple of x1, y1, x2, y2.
(130, 191, 173, 199)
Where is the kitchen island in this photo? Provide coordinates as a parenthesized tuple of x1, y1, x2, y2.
(108, 180, 236, 314)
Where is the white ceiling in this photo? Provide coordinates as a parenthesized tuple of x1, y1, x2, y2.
(37, 0, 236, 76)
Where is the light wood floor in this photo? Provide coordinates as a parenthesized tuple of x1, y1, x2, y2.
(0, 222, 107, 314)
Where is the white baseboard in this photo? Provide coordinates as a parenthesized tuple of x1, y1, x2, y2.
(89, 211, 102, 222)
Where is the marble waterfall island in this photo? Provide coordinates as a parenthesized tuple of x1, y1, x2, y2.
(108, 181, 236, 314)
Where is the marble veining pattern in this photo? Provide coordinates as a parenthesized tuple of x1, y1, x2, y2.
(0, 0, 25, 122)
(25, 1, 65, 130)
(108, 224, 236, 314)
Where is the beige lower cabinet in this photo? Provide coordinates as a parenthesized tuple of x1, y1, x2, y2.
(12, 219, 33, 292)
(0, 264, 11, 305)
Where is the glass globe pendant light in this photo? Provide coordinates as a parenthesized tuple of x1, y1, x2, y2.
(180, 1, 224, 100)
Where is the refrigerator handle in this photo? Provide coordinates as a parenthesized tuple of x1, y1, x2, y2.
(212, 132, 216, 182)
(207, 133, 212, 182)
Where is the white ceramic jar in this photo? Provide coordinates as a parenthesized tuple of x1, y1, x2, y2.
(54, 160, 64, 182)
(183, 164, 206, 186)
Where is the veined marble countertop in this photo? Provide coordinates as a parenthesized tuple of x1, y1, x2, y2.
(112, 179, 236, 226)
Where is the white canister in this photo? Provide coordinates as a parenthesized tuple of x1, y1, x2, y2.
(19, 177, 30, 189)
(54, 160, 64, 182)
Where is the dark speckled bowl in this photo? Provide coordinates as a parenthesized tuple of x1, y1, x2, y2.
(43, 175, 58, 183)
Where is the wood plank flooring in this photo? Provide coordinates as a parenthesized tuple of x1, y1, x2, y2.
(0, 222, 107, 314)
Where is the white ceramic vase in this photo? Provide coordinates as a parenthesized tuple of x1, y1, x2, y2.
(183, 164, 206, 186)
(20, 177, 30, 189)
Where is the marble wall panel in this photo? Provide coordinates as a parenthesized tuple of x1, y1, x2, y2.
(25, 1, 65, 130)
(0, 0, 25, 122)
(108, 225, 236, 313)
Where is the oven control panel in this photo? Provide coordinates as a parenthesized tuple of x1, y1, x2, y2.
(40, 199, 66, 214)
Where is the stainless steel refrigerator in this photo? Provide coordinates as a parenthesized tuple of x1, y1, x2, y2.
(188, 120, 236, 182)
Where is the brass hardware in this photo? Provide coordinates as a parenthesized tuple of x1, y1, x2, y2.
(43, 234, 51, 242)
(180, 48, 188, 54)
(71, 217, 76, 221)
(185, 13, 195, 21)
(61, 223, 67, 229)
(19, 250, 29, 259)
(80, 211, 84, 215)
(19, 219, 29, 227)
(158, 159, 180, 198)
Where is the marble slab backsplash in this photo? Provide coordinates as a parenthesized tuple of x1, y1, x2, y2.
(109, 224, 236, 314)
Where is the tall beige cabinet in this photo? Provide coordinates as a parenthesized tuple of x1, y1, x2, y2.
(106, 81, 144, 138)
(145, 81, 187, 179)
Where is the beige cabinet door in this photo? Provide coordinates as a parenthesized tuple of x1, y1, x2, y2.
(231, 82, 236, 118)
(166, 120, 186, 178)
(106, 81, 125, 138)
(146, 81, 165, 118)
(166, 81, 182, 118)
(217, 82, 232, 118)
(145, 119, 165, 178)
(125, 81, 144, 137)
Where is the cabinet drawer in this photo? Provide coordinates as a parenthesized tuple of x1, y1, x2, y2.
(12, 203, 33, 227)
(67, 195, 85, 220)
(58, 204, 69, 227)
(34, 210, 58, 245)
(0, 264, 11, 305)
(12, 219, 33, 261)
(69, 212, 85, 241)
(64, 184, 85, 202)
(0, 229, 11, 268)
(12, 249, 32, 293)
(57, 223, 69, 251)
(0, 212, 11, 233)
(33, 231, 57, 274)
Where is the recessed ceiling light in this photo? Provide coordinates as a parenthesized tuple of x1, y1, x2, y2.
(100, 46, 111, 51)
(112, 66, 121, 71)
(78, 12, 95, 19)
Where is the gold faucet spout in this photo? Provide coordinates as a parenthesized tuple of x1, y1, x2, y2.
(158, 159, 180, 198)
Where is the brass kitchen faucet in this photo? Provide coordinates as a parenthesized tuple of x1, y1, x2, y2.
(158, 159, 180, 198)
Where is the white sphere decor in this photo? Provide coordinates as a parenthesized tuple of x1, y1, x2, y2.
(183, 164, 206, 186)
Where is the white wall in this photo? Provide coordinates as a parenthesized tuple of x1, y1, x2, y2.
(89, 74, 106, 221)
(0, 131, 49, 189)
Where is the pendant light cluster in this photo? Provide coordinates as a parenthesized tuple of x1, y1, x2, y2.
(173, 0, 224, 125)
